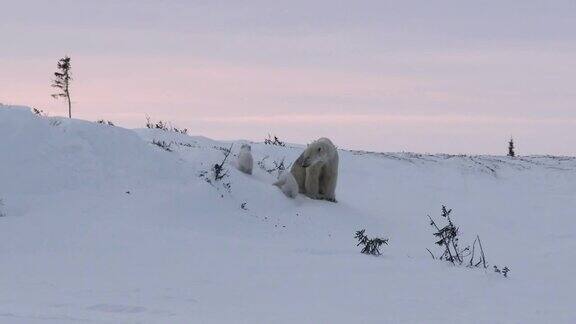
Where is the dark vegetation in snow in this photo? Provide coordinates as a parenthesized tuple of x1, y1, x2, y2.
(199, 145, 233, 194)
(264, 134, 285, 146)
(508, 138, 516, 157)
(494, 265, 510, 278)
(151, 140, 173, 152)
(32, 107, 47, 116)
(427, 205, 486, 267)
(96, 119, 115, 126)
(51, 56, 73, 118)
(257, 156, 287, 174)
(355, 229, 389, 256)
(146, 117, 188, 134)
(427, 205, 510, 276)
(212, 145, 233, 181)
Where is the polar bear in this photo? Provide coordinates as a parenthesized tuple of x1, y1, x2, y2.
(273, 170, 299, 198)
(237, 144, 253, 174)
(290, 137, 338, 202)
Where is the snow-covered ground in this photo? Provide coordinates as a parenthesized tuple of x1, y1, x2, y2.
(1, 105, 575, 323)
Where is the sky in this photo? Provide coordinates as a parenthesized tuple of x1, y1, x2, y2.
(1, 0, 575, 154)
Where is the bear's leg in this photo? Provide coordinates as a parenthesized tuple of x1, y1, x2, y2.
(314, 165, 336, 202)
(322, 169, 338, 202)
(304, 163, 322, 199)
(290, 155, 307, 193)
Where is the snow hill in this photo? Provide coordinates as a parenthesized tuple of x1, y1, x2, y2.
(1, 105, 575, 323)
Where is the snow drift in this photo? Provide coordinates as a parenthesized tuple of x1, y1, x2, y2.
(1, 105, 575, 323)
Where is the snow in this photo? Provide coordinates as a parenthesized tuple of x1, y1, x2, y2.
(1, 105, 575, 323)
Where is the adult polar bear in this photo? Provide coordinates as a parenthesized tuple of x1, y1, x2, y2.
(290, 138, 339, 202)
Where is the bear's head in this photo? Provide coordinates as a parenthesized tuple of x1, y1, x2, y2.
(240, 144, 251, 151)
(299, 140, 331, 167)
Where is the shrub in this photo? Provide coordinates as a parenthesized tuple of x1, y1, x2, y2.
(257, 156, 286, 174)
(212, 145, 232, 181)
(427, 206, 469, 265)
(493, 265, 510, 278)
(427, 205, 487, 267)
(264, 134, 285, 146)
(96, 119, 115, 126)
(355, 229, 388, 256)
(146, 117, 167, 130)
(151, 140, 173, 152)
(146, 117, 187, 134)
(427, 205, 509, 276)
(32, 107, 46, 116)
(199, 145, 233, 193)
(172, 127, 188, 135)
(508, 138, 515, 157)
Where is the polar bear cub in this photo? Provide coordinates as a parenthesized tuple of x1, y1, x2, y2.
(237, 144, 253, 174)
(273, 170, 299, 199)
(290, 137, 338, 202)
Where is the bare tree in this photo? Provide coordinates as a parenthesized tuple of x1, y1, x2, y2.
(51, 56, 73, 118)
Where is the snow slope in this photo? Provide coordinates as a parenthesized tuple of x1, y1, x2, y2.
(1, 105, 575, 323)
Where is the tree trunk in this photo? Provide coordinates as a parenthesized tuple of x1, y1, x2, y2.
(66, 91, 71, 118)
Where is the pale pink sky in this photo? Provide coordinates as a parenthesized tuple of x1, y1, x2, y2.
(1, 1, 575, 154)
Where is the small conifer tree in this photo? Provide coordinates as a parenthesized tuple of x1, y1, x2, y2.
(508, 137, 515, 157)
(51, 56, 73, 118)
(355, 229, 388, 256)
